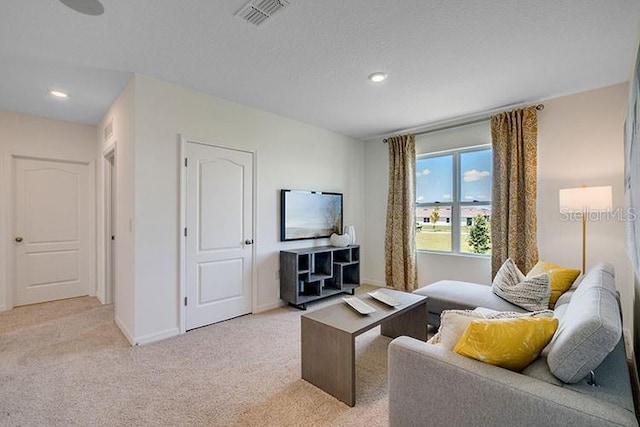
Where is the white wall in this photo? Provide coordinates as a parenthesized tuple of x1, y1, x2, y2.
(117, 74, 364, 343)
(363, 121, 492, 287)
(537, 83, 633, 335)
(363, 83, 634, 337)
(0, 111, 96, 311)
(362, 139, 387, 286)
(96, 79, 137, 344)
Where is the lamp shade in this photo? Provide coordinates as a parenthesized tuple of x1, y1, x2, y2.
(559, 186, 612, 212)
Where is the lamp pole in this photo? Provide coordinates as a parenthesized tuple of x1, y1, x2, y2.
(559, 185, 612, 275)
(581, 208, 586, 274)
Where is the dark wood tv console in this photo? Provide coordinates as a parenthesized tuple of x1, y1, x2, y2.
(280, 245, 360, 310)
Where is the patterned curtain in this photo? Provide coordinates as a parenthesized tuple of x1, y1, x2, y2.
(491, 107, 539, 277)
(385, 134, 418, 291)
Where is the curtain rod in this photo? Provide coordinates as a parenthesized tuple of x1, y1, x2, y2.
(382, 103, 545, 143)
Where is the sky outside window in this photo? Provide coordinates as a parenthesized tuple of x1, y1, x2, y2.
(416, 155, 452, 203)
(416, 150, 492, 204)
(460, 149, 492, 201)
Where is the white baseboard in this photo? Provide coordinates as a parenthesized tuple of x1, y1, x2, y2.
(362, 278, 385, 287)
(0, 304, 6, 312)
(114, 316, 135, 346)
(135, 327, 180, 346)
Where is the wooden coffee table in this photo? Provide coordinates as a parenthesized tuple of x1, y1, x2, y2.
(300, 288, 427, 406)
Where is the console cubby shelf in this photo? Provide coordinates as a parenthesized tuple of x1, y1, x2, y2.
(280, 245, 360, 310)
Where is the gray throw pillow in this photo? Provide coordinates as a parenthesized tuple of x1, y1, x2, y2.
(492, 259, 550, 311)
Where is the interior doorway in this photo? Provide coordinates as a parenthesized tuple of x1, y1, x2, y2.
(13, 156, 93, 306)
(180, 139, 255, 331)
(104, 148, 116, 305)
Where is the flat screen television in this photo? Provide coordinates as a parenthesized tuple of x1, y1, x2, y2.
(280, 189, 343, 241)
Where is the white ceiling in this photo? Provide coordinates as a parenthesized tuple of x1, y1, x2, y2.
(0, 0, 638, 140)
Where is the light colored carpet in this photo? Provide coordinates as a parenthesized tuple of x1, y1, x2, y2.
(0, 286, 391, 426)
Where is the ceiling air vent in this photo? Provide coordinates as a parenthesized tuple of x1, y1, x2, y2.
(235, 0, 290, 26)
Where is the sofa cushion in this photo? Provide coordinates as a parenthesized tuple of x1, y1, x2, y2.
(546, 282, 622, 383)
(521, 356, 563, 386)
(492, 259, 550, 311)
(527, 260, 580, 308)
(415, 280, 528, 326)
(453, 317, 558, 371)
(564, 338, 636, 413)
(524, 338, 637, 413)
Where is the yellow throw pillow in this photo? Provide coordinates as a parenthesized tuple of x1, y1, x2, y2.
(527, 260, 580, 308)
(453, 317, 559, 372)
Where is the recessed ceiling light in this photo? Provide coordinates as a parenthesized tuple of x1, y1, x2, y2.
(59, 0, 104, 16)
(50, 90, 69, 99)
(368, 72, 388, 83)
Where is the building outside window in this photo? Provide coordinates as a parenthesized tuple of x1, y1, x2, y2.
(415, 146, 492, 255)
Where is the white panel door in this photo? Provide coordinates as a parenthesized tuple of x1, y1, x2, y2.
(185, 142, 253, 330)
(14, 158, 91, 306)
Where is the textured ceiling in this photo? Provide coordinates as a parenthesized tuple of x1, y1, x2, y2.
(0, 0, 638, 140)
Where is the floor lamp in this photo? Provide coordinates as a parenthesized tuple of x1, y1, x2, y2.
(559, 186, 612, 273)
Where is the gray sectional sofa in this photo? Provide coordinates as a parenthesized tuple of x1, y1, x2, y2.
(388, 263, 638, 426)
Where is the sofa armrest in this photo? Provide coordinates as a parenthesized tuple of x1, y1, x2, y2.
(388, 336, 638, 427)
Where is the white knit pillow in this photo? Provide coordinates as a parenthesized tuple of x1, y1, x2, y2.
(492, 258, 525, 288)
(428, 310, 483, 349)
(492, 259, 551, 311)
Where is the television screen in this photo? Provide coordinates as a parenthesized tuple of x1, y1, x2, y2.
(280, 190, 343, 241)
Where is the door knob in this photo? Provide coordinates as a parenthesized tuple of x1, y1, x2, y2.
(15, 237, 23, 243)
(244, 239, 254, 245)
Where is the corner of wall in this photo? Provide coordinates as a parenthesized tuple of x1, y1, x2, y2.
(114, 315, 136, 346)
(97, 74, 137, 341)
(255, 300, 285, 313)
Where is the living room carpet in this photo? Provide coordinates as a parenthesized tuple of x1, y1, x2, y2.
(0, 285, 390, 426)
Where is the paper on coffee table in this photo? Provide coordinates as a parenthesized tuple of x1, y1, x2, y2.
(343, 297, 376, 314)
(367, 290, 401, 307)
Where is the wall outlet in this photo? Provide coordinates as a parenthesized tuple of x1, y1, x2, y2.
(275, 270, 279, 280)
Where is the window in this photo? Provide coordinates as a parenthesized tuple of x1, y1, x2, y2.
(416, 146, 492, 255)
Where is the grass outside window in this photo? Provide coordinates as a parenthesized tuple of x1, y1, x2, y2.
(416, 224, 491, 254)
